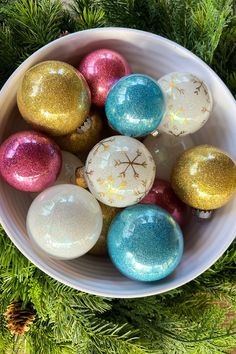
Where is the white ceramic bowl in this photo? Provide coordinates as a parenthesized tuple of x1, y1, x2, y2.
(0, 28, 236, 298)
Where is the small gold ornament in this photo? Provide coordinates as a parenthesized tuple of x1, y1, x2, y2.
(75, 166, 88, 188)
(171, 145, 236, 210)
(89, 203, 120, 256)
(5, 302, 36, 335)
(17, 60, 91, 136)
(55, 109, 103, 153)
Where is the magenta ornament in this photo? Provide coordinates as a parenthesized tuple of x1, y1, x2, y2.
(78, 48, 131, 107)
(140, 178, 189, 227)
(0, 131, 62, 192)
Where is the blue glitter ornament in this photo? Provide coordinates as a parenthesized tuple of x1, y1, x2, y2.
(105, 74, 165, 137)
(107, 204, 184, 282)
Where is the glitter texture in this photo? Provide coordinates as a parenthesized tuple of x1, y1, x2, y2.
(171, 145, 236, 210)
(55, 109, 103, 153)
(108, 204, 184, 282)
(105, 74, 165, 137)
(89, 203, 120, 256)
(85, 136, 156, 208)
(0, 131, 62, 192)
(27, 185, 103, 259)
(140, 179, 189, 227)
(158, 72, 213, 136)
(78, 48, 131, 107)
(17, 61, 91, 136)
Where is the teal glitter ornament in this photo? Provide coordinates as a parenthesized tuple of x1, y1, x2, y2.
(105, 74, 165, 137)
(107, 204, 183, 282)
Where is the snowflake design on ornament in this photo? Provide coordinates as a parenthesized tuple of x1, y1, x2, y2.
(192, 77, 208, 96)
(134, 180, 150, 202)
(114, 150, 147, 179)
(96, 176, 127, 203)
(85, 159, 94, 177)
(162, 79, 185, 95)
(201, 106, 210, 113)
(168, 130, 187, 137)
(93, 138, 114, 155)
(167, 106, 185, 124)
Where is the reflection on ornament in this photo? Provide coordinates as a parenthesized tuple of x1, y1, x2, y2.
(171, 145, 236, 211)
(85, 136, 156, 207)
(140, 178, 189, 227)
(78, 48, 131, 107)
(55, 151, 83, 185)
(108, 204, 184, 282)
(54, 109, 103, 153)
(17, 61, 91, 136)
(27, 185, 103, 259)
(158, 72, 213, 136)
(89, 203, 120, 256)
(143, 133, 194, 180)
(105, 74, 165, 137)
(0, 131, 61, 192)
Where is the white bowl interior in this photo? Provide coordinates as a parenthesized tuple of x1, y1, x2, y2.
(0, 28, 236, 298)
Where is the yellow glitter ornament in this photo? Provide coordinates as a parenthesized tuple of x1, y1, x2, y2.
(89, 203, 120, 256)
(171, 145, 236, 211)
(55, 109, 103, 153)
(17, 61, 91, 136)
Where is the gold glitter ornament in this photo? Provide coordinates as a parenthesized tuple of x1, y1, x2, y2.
(55, 109, 103, 153)
(89, 203, 120, 256)
(171, 145, 236, 210)
(17, 61, 91, 136)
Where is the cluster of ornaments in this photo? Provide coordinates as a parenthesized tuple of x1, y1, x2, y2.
(1, 48, 236, 283)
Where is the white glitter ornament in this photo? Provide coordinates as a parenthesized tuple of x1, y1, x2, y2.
(27, 185, 103, 259)
(158, 72, 213, 136)
(85, 136, 156, 207)
(55, 151, 83, 185)
(144, 133, 194, 180)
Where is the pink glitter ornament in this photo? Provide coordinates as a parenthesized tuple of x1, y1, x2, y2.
(140, 179, 189, 227)
(0, 131, 62, 192)
(78, 48, 131, 107)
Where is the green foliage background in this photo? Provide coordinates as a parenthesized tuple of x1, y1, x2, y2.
(0, 0, 236, 353)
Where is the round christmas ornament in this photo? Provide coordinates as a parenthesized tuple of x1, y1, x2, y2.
(78, 48, 131, 107)
(27, 185, 103, 259)
(75, 166, 88, 189)
(143, 133, 194, 180)
(140, 179, 189, 227)
(105, 74, 165, 137)
(55, 151, 83, 185)
(54, 109, 103, 153)
(108, 204, 184, 282)
(85, 136, 156, 207)
(17, 60, 91, 136)
(171, 145, 236, 214)
(0, 131, 61, 192)
(158, 72, 213, 136)
(89, 203, 120, 256)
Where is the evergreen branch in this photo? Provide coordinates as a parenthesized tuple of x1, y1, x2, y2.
(70, 0, 106, 29)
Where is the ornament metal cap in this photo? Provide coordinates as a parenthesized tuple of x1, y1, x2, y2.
(192, 208, 213, 220)
(151, 129, 160, 137)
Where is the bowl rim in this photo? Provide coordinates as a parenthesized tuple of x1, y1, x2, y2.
(0, 27, 236, 298)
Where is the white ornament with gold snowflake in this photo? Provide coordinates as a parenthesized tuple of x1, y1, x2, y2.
(158, 72, 213, 136)
(85, 136, 156, 207)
